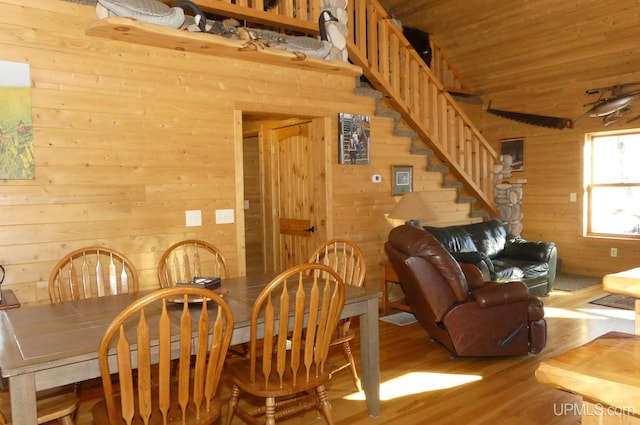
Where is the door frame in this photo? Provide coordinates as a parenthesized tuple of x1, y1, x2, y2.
(235, 111, 333, 275)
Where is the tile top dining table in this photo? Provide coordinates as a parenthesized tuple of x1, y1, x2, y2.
(0, 274, 381, 425)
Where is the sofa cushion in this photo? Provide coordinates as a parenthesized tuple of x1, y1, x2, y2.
(491, 258, 550, 282)
(422, 225, 478, 253)
(464, 220, 507, 259)
(425, 220, 508, 259)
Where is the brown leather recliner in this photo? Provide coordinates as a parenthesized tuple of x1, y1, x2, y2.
(385, 225, 546, 357)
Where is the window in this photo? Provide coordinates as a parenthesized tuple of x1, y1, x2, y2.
(584, 130, 640, 238)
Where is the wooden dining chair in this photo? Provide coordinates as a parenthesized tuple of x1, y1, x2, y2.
(225, 263, 345, 425)
(48, 246, 139, 303)
(308, 238, 366, 391)
(0, 388, 78, 425)
(92, 286, 233, 425)
(158, 239, 248, 360)
(157, 239, 229, 288)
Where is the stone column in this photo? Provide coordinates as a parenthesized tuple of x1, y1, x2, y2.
(494, 154, 527, 237)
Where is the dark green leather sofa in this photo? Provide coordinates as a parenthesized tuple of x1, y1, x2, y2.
(423, 219, 557, 296)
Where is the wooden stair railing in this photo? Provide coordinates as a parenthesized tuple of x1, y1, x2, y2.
(347, 0, 498, 213)
(179, 0, 498, 214)
(429, 34, 473, 95)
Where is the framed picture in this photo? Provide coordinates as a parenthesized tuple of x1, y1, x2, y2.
(391, 165, 413, 195)
(500, 138, 525, 171)
(338, 113, 371, 165)
(0, 60, 34, 179)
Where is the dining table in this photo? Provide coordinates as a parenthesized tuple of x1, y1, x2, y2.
(0, 274, 381, 425)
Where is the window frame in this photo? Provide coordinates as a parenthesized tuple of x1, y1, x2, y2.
(584, 129, 640, 240)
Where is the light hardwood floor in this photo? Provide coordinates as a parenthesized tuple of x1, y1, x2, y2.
(62, 284, 635, 424)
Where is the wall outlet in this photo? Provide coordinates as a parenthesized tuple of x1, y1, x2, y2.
(569, 192, 577, 202)
(215, 209, 234, 224)
(610, 247, 618, 257)
(185, 210, 202, 227)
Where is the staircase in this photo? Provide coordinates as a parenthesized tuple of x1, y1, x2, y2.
(354, 81, 488, 220)
(187, 0, 499, 215)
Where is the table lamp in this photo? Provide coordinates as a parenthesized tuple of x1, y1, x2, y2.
(388, 191, 434, 226)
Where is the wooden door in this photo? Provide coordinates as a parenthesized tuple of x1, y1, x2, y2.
(272, 122, 319, 271)
(242, 117, 329, 275)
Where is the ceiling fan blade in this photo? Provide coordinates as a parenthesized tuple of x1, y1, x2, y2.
(600, 106, 632, 126)
(603, 115, 623, 126)
(586, 81, 640, 95)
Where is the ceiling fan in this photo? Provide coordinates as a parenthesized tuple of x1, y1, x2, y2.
(583, 81, 640, 126)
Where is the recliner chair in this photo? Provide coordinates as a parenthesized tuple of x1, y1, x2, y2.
(385, 225, 546, 357)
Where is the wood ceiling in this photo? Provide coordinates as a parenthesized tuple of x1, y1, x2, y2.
(377, 0, 640, 118)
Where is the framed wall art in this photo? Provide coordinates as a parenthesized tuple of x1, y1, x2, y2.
(500, 137, 525, 171)
(0, 60, 34, 179)
(338, 112, 371, 165)
(391, 165, 413, 195)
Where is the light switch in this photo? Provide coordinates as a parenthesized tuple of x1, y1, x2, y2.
(185, 210, 202, 227)
(569, 192, 577, 202)
(216, 209, 234, 224)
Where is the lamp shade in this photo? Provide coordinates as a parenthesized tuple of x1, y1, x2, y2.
(388, 191, 435, 225)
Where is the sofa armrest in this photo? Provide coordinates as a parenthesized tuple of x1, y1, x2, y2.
(500, 238, 556, 262)
(471, 281, 529, 308)
(451, 251, 482, 263)
(451, 252, 492, 281)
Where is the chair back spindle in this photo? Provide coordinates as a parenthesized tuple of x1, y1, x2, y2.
(225, 263, 345, 425)
(307, 238, 366, 392)
(93, 287, 233, 425)
(158, 239, 228, 287)
(49, 246, 139, 303)
(308, 238, 366, 288)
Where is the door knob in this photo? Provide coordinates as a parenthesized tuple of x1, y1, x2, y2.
(304, 226, 315, 233)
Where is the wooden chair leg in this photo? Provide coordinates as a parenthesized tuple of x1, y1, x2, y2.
(225, 385, 240, 425)
(58, 415, 75, 425)
(342, 341, 362, 392)
(265, 397, 276, 425)
(316, 385, 335, 425)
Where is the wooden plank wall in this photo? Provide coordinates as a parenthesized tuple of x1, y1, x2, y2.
(242, 134, 263, 276)
(0, 0, 476, 303)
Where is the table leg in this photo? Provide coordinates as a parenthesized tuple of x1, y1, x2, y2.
(9, 373, 38, 425)
(380, 264, 387, 314)
(359, 297, 380, 417)
(635, 299, 640, 336)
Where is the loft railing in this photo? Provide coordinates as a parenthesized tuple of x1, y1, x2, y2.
(182, 0, 498, 213)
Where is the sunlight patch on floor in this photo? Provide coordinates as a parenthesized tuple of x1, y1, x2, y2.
(548, 290, 574, 296)
(577, 307, 634, 320)
(544, 306, 634, 321)
(343, 372, 482, 401)
(543, 306, 611, 319)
